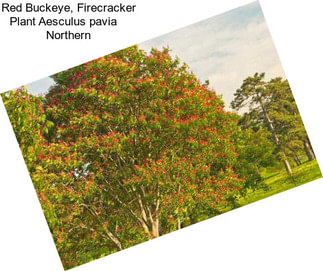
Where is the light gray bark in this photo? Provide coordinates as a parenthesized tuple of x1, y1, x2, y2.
(303, 139, 315, 161)
(259, 97, 292, 174)
(283, 159, 293, 175)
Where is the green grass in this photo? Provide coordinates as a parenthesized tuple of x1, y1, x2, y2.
(238, 160, 322, 206)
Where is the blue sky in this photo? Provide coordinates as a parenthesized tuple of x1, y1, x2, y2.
(26, 1, 284, 108)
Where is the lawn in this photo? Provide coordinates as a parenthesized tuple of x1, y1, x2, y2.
(238, 160, 322, 206)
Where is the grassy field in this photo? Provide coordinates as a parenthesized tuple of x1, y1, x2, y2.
(237, 160, 322, 206)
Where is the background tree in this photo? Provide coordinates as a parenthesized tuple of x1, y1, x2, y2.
(266, 77, 315, 162)
(230, 73, 315, 175)
(233, 126, 276, 193)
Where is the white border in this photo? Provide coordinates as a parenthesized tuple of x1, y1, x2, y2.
(0, 1, 322, 270)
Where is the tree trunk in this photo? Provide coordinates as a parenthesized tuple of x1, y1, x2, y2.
(260, 102, 279, 146)
(151, 219, 160, 238)
(259, 98, 293, 175)
(293, 153, 301, 166)
(177, 217, 181, 230)
(104, 229, 123, 251)
(303, 139, 315, 161)
(307, 138, 316, 158)
(283, 159, 293, 175)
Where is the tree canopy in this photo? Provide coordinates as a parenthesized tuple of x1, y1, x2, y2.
(2, 46, 262, 269)
(231, 73, 315, 174)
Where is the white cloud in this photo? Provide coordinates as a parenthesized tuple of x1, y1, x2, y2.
(139, 2, 285, 108)
(26, 76, 55, 96)
(207, 20, 285, 107)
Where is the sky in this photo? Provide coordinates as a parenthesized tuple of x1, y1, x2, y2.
(26, 1, 285, 109)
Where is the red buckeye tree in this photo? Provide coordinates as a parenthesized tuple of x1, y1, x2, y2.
(3, 46, 255, 269)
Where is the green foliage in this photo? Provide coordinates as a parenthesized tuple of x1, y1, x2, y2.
(265, 77, 313, 161)
(233, 127, 276, 192)
(1, 88, 53, 170)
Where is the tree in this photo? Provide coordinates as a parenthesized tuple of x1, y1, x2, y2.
(266, 77, 315, 162)
(3, 46, 257, 269)
(231, 73, 316, 175)
(231, 73, 293, 175)
(233, 127, 276, 193)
